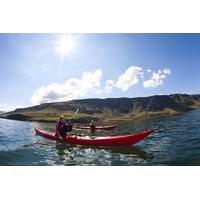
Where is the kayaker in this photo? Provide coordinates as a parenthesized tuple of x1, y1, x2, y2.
(58, 119, 74, 138)
(55, 115, 65, 137)
(90, 120, 96, 129)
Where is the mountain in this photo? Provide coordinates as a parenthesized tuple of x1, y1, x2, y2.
(2, 94, 200, 123)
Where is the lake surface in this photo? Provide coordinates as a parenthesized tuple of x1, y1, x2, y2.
(1, 109, 200, 166)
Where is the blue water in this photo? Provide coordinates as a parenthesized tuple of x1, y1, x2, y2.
(0, 109, 200, 165)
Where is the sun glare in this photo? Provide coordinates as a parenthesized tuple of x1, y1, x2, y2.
(55, 35, 76, 57)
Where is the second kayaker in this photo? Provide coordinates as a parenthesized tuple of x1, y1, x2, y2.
(90, 120, 96, 129)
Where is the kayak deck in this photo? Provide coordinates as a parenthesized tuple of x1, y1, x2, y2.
(35, 128, 154, 146)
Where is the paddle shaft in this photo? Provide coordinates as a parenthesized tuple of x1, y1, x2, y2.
(72, 108, 79, 119)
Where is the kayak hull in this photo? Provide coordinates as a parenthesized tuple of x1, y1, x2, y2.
(35, 128, 154, 146)
(75, 124, 118, 131)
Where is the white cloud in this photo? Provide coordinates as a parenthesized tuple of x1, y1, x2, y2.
(163, 68, 171, 75)
(30, 66, 171, 104)
(147, 69, 152, 73)
(143, 68, 171, 89)
(30, 69, 103, 105)
(104, 80, 114, 93)
(0, 103, 22, 112)
(116, 66, 142, 91)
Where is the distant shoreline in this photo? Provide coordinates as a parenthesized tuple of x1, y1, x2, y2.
(0, 109, 189, 124)
(1, 94, 200, 124)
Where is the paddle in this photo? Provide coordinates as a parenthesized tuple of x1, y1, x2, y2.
(72, 108, 79, 120)
(71, 108, 87, 137)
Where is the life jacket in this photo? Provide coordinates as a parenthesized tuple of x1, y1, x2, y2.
(65, 124, 73, 132)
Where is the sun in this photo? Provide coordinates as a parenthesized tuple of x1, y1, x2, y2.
(55, 34, 76, 57)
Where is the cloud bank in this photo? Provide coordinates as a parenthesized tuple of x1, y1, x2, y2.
(30, 66, 171, 105)
(116, 66, 142, 91)
(143, 68, 171, 89)
(30, 69, 103, 105)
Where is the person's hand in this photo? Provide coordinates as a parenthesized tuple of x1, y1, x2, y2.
(59, 136, 63, 140)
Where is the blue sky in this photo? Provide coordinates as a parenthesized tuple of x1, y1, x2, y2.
(0, 33, 200, 111)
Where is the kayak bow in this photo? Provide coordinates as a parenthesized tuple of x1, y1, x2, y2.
(35, 128, 154, 146)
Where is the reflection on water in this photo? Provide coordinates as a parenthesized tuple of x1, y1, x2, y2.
(1, 109, 200, 165)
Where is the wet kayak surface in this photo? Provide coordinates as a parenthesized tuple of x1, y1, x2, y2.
(1, 109, 200, 166)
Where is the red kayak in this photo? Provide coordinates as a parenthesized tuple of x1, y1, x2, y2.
(75, 124, 118, 131)
(35, 128, 154, 146)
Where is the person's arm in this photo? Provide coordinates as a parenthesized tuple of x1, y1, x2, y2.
(55, 122, 61, 136)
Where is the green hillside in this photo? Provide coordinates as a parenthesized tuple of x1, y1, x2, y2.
(2, 94, 200, 123)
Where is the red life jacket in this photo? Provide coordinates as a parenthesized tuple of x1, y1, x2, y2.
(55, 121, 62, 136)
